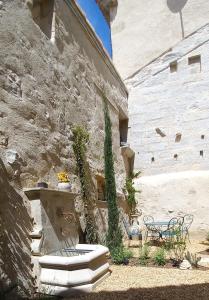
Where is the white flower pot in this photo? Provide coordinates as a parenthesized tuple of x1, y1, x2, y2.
(57, 182, 72, 191)
(130, 214, 140, 237)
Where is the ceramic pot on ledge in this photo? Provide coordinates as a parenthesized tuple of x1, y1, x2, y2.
(130, 214, 140, 236)
(57, 182, 72, 191)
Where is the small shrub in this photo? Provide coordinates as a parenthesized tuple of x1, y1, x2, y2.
(111, 246, 133, 265)
(185, 251, 201, 268)
(153, 248, 166, 266)
(72, 125, 98, 244)
(139, 244, 150, 265)
(206, 232, 209, 242)
(164, 240, 174, 251)
(168, 226, 187, 265)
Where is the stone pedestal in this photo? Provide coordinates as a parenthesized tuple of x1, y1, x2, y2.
(24, 188, 79, 256)
(24, 188, 79, 290)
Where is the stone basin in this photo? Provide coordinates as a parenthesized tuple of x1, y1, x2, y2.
(39, 244, 110, 296)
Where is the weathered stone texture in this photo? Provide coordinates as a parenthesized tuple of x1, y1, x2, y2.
(0, 0, 127, 188)
(127, 24, 209, 234)
(112, 0, 209, 78)
(0, 0, 128, 293)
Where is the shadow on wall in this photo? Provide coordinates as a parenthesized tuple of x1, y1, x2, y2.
(70, 283, 209, 300)
(0, 158, 33, 298)
(167, 0, 188, 38)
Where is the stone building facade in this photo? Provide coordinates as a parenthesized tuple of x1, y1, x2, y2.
(112, 0, 209, 78)
(0, 0, 131, 296)
(126, 24, 209, 236)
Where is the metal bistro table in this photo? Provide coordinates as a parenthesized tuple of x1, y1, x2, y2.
(144, 220, 175, 241)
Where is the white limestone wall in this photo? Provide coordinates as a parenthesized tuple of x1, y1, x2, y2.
(127, 25, 209, 175)
(127, 25, 209, 235)
(112, 0, 209, 78)
(135, 171, 209, 237)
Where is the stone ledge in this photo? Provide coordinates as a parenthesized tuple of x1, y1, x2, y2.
(24, 187, 77, 201)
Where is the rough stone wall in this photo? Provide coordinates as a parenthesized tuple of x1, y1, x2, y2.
(111, 0, 209, 78)
(0, 159, 33, 298)
(0, 0, 128, 294)
(126, 24, 209, 234)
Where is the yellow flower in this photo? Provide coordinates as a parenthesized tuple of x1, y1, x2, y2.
(57, 172, 69, 183)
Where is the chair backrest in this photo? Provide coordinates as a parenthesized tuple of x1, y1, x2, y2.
(182, 214, 194, 231)
(143, 215, 154, 224)
(168, 217, 178, 228)
(168, 216, 184, 234)
(143, 215, 155, 231)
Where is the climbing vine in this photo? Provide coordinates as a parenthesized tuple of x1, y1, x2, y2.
(103, 101, 122, 252)
(125, 171, 141, 215)
(72, 125, 98, 244)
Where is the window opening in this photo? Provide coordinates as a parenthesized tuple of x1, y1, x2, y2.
(170, 61, 178, 73)
(32, 0, 55, 40)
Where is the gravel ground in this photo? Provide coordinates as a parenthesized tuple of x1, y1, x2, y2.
(68, 241, 209, 300)
(70, 266, 209, 300)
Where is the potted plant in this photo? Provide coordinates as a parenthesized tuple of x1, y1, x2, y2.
(57, 172, 71, 191)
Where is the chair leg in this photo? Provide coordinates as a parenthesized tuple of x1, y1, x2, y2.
(138, 235, 142, 247)
(144, 230, 148, 244)
(187, 230, 191, 243)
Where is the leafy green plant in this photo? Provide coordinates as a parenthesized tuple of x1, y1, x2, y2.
(111, 246, 133, 265)
(125, 171, 141, 214)
(103, 100, 122, 252)
(153, 248, 166, 266)
(164, 240, 174, 251)
(168, 226, 186, 266)
(72, 125, 98, 244)
(185, 251, 201, 268)
(139, 244, 150, 265)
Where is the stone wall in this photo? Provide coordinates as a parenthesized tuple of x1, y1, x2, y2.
(135, 171, 209, 238)
(126, 24, 209, 235)
(111, 0, 209, 78)
(0, 0, 129, 295)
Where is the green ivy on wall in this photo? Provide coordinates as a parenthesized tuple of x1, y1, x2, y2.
(72, 125, 98, 244)
(125, 171, 141, 215)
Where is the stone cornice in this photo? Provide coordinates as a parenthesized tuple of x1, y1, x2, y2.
(63, 0, 128, 98)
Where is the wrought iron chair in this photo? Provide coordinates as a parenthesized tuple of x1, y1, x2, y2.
(182, 214, 194, 242)
(143, 215, 159, 241)
(161, 216, 186, 263)
(143, 215, 154, 224)
(161, 216, 184, 241)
